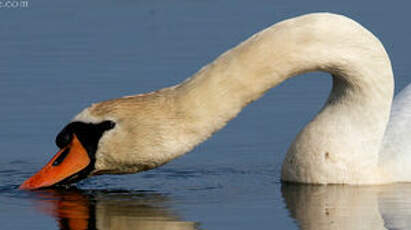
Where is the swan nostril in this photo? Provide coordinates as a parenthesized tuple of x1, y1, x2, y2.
(52, 148, 70, 166)
(325, 152, 330, 159)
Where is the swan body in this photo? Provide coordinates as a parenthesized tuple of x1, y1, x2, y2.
(20, 13, 408, 189)
(380, 84, 411, 182)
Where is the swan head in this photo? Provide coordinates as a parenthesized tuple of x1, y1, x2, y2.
(19, 92, 190, 190)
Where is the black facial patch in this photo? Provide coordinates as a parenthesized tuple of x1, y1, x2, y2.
(54, 120, 116, 184)
(55, 120, 115, 155)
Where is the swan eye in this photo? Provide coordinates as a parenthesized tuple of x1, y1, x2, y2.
(98, 120, 116, 132)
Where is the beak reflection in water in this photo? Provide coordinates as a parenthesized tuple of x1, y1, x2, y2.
(30, 188, 198, 230)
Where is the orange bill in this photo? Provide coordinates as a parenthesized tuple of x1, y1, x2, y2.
(19, 134, 90, 190)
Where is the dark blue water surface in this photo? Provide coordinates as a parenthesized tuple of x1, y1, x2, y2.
(1, 1, 411, 229)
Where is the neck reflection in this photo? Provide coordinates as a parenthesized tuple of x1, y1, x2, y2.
(282, 183, 411, 230)
(30, 188, 198, 230)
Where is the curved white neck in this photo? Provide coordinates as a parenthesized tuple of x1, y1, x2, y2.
(174, 13, 393, 184)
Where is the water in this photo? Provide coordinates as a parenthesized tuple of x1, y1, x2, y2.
(1, 1, 411, 229)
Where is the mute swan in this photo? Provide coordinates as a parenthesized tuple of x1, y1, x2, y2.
(20, 12, 406, 189)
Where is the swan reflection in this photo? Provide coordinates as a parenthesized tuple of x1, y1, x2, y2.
(282, 183, 411, 230)
(31, 188, 198, 230)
